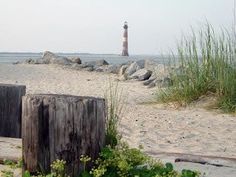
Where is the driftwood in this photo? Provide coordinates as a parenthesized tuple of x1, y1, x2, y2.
(22, 94, 106, 176)
(0, 84, 26, 138)
(145, 150, 236, 168)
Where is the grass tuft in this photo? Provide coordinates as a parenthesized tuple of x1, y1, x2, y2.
(158, 24, 236, 112)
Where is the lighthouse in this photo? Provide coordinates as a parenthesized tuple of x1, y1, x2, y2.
(122, 21, 129, 56)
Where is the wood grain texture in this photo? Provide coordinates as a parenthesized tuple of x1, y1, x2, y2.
(22, 94, 106, 176)
(0, 84, 26, 138)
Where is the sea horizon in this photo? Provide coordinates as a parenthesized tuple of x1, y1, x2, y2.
(0, 52, 170, 64)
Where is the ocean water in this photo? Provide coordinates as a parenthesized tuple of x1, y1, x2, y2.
(0, 53, 169, 65)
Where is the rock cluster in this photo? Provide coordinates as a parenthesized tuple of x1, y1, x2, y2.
(20, 51, 172, 88)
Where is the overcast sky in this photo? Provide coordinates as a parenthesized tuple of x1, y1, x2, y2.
(0, 0, 234, 54)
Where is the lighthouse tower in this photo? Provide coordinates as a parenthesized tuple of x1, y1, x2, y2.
(122, 21, 129, 56)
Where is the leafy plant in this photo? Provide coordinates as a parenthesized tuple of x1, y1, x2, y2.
(1, 170, 14, 177)
(90, 143, 199, 177)
(50, 159, 67, 177)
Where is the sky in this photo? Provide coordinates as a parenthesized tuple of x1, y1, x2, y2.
(0, 0, 234, 54)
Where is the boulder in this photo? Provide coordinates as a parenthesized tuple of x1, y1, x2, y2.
(24, 58, 35, 64)
(42, 51, 71, 65)
(136, 60, 145, 68)
(80, 63, 93, 68)
(119, 65, 128, 76)
(144, 59, 167, 78)
(147, 77, 172, 88)
(94, 65, 121, 74)
(125, 62, 141, 76)
(34, 58, 47, 64)
(143, 78, 156, 86)
(71, 63, 83, 70)
(69, 57, 81, 64)
(84, 59, 109, 67)
(106, 65, 121, 74)
(130, 69, 152, 81)
(95, 66, 105, 72)
(83, 66, 94, 72)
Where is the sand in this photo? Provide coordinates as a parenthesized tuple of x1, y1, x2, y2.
(0, 63, 236, 176)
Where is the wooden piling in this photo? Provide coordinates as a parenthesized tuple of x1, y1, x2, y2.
(0, 84, 26, 138)
(22, 94, 106, 176)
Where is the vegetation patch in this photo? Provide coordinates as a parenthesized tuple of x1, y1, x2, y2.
(158, 24, 236, 113)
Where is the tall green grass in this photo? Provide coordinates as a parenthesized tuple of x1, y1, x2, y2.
(104, 81, 125, 147)
(159, 24, 236, 112)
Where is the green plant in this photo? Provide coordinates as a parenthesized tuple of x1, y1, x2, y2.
(105, 81, 125, 148)
(158, 24, 236, 112)
(90, 143, 199, 177)
(80, 155, 92, 177)
(50, 159, 67, 177)
(2, 159, 22, 169)
(1, 170, 14, 177)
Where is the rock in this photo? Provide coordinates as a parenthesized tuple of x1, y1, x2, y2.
(80, 63, 93, 68)
(147, 77, 172, 88)
(119, 65, 128, 76)
(125, 62, 141, 76)
(130, 69, 152, 81)
(119, 74, 127, 81)
(42, 51, 71, 65)
(83, 66, 94, 72)
(95, 66, 104, 72)
(71, 63, 83, 70)
(143, 78, 155, 86)
(144, 59, 167, 78)
(106, 65, 121, 74)
(84, 59, 109, 67)
(136, 60, 145, 68)
(13, 61, 20, 65)
(94, 65, 121, 74)
(24, 58, 35, 64)
(69, 57, 81, 64)
(34, 58, 46, 64)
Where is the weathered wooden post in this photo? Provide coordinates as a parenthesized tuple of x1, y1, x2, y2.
(0, 84, 26, 138)
(22, 94, 106, 176)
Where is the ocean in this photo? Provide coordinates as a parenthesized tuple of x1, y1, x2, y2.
(0, 53, 169, 65)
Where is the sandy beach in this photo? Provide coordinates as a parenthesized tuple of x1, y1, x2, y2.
(0, 63, 235, 160)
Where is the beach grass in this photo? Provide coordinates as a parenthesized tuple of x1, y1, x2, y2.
(158, 24, 236, 112)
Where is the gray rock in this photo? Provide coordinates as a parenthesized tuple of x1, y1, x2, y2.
(119, 65, 128, 76)
(94, 65, 121, 74)
(69, 57, 81, 64)
(95, 66, 105, 72)
(136, 60, 145, 68)
(125, 62, 141, 76)
(106, 65, 121, 74)
(130, 69, 152, 81)
(13, 61, 19, 65)
(147, 77, 172, 88)
(24, 58, 35, 64)
(83, 66, 94, 72)
(80, 63, 93, 68)
(71, 63, 83, 70)
(42, 51, 71, 65)
(143, 78, 155, 86)
(145, 59, 167, 77)
(34, 58, 47, 64)
(84, 59, 109, 67)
